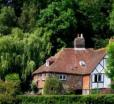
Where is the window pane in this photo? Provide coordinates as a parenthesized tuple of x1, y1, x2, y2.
(63, 75, 66, 80)
(98, 74, 101, 82)
(94, 74, 97, 82)
(59, 75, 62, 79)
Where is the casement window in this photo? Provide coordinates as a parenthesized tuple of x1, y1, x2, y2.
(59, 74, 66, 80)
(93, 74, 103, 83)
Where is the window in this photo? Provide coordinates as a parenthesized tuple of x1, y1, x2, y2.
(79, 60, 86, 67)
(59, 74, 66, 80)
(93, 74, 103, 83)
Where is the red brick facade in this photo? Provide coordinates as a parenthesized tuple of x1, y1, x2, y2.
(33, 73, 83, 94)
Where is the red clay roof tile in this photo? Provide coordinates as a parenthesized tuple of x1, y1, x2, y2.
(33, 48, 106, 75)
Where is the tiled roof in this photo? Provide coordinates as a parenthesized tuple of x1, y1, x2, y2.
(33, 48, 106, 75)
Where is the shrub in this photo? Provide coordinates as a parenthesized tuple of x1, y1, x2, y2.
(0, 94, 17, 104)
(91, 88, 100, 94)
(18, 94, 114, 104)
(5, 73, 20, 82)
(43, 76, 63, 95)
(0, 80, 20, 104)
(5, 73, 21, 95)
(31, 81, 38, 93)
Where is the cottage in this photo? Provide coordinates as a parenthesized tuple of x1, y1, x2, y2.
(32, 34, 112, 95)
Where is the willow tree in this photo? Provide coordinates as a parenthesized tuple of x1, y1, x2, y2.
(0, 27, 52, 91)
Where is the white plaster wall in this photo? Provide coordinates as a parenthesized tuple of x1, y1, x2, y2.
(104, 75, 111, 88)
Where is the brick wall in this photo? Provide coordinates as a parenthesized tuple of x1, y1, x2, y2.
(62, 74, 82, 91)
(33, 73, 83, 91)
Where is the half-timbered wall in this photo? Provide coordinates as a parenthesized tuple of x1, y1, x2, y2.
(91, 55, 111, 89)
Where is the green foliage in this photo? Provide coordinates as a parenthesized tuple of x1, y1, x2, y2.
(18, 94, 114, 104)
(37, 0, 77, 49)
(0, 28, 50, 76)
(91, 88, 100, 94)
(0, 80, 18, 95)
(93, 37, 108, 48)
(38, 1, 77, 30)
(5, 73, 21, 94)
(0, 0, 113, 92)
(78, 0, 112, 48)
(18, 4, 38, 32)
(0, 94, 17, 104)
(0, 27, 52, 91)
(0, 80, 20, 104)
(43, 76, 63, 95)
(106, 41, 114, 83)
(31, 81, 38, 93)
(110, 2, 114, 31)
(0, 6, 16, 35)
(5, 73, 20, 81)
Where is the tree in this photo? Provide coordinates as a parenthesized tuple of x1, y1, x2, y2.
(0, 6, 16, 35)
(0, 27, 52, 91)
(37, 1, 77, 52)
(18, 3, 38, 32)
(106, 41, 114, 83)
(43, 76, 63, 95)
(78, 0, 112, 48)
(110, 1, 114, 33)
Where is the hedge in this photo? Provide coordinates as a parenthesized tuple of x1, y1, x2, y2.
(0, 94, 19, 104)
(18, 94, 114, 104)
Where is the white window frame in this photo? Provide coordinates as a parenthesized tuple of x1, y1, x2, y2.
(93, 74, 104, 83)
(59, 74, 66, 80)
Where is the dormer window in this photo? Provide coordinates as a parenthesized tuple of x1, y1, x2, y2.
(46, 60, 49, 66)
(79, 60, 86, 67)
(45, 57, 55, 67)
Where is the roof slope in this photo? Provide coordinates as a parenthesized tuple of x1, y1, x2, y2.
(33, 48, 106, 75)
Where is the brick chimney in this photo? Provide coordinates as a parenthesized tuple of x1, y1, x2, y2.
(74, 34, 85, 50)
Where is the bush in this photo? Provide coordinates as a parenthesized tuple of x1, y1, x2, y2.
(43, 76, 63, 95)
(0, 94, 18, 104)
(91, 88, 100, 94)
(31, 81, 38, 93)
(0, 80, 20, 104)
(18, 94, 114, 104)
(5, 73, 21, 95)
(5, 73, 20, 82)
